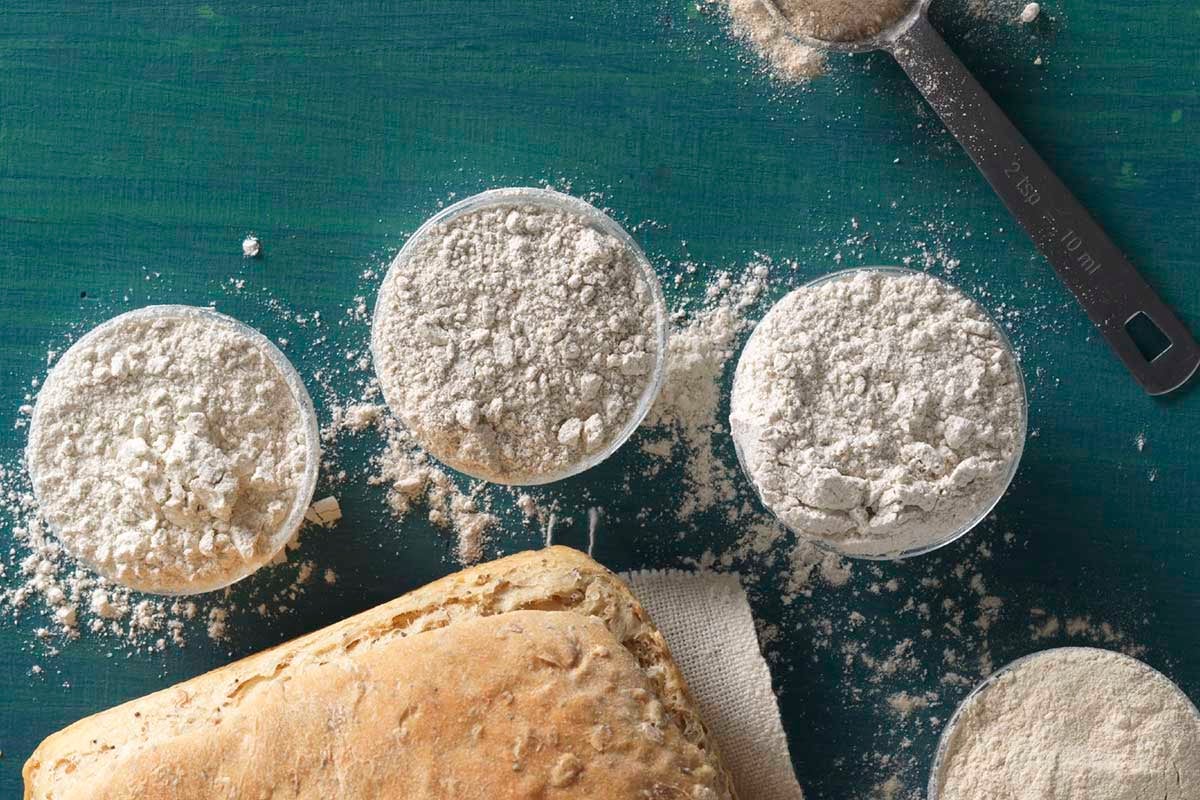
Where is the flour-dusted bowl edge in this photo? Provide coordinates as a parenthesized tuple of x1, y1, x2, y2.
(729, 265, 1029, 561)
(370, 187, 668, 486)
(926, 646, 1200, 799)
(26, 304, 321, 596)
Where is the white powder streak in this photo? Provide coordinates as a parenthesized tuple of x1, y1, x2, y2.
(642, 265, 767, 520)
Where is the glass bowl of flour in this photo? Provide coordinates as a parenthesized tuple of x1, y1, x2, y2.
(371, 187, 668, 485)
(26, 305, 320, 595)
(729, 266, 1027, 560)
(928, 647, 1200, 799)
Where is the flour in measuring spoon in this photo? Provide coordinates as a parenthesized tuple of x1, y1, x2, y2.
(773, 0, 916, 43)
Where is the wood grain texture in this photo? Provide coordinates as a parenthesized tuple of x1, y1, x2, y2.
(1, 1, 1198, 797)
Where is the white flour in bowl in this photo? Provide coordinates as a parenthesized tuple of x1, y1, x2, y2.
(933, 648, 1200, 799)
(372, 192, 663, 484)
(730, 270, 1024, 557)
(26, 308, 315, 594)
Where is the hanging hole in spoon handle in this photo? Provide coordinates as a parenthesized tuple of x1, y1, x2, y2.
(885, 15, 1200, 396)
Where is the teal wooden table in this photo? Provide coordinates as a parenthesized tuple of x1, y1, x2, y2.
(2, 2, 1198, 797)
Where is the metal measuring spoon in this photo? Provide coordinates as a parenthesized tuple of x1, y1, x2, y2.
(761, 0, 1200, 395)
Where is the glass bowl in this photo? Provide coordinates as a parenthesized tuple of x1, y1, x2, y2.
(928, 647, 1200, 799)
(371, 187, 668, 486)
(730, 266, 1028, 560)
(26, 305, 321, 596)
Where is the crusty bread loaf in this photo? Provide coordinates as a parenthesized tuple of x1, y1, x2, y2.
(24, 546, 736, 799)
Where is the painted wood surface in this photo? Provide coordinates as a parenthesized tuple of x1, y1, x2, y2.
(2, 1, 1198, 796)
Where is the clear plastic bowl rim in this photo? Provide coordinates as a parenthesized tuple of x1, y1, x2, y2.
(370, 187, 669, 486)
(926, 646, 1200, 799)
(26, 304, 321, 596)
(730, 265, 1029, 561)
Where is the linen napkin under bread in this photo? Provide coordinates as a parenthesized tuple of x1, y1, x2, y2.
(624, 569, 805, 800)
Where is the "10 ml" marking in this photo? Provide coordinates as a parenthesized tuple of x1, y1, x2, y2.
(1060, 228, 1102, 275)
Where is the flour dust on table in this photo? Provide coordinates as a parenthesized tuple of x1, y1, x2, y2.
(0, 471, 330, 654)
(26, 307, 316, 595)
(718, 0, 826, 82)
(641, 264, 768, 520)
(707, 505, 1159, 798)
(372, 193, 663, 485)
(371, 415, 499, 565)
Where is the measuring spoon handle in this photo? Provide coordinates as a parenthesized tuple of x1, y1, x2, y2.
(888, 15, 1200, 395)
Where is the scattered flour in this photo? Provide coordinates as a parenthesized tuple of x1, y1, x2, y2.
(721, 0, 826, 82)
(328, 403, 384, 436)
(372, 191, 663, 484)
(1, 479, 325, 651)
(206, 607, 229, 641)
(369, 420, 497, 565)
(26, 307, 315, 594)
(872, 776, 908, 800)
(886, 690, 938, 718)
(642, 265, 767, 520)
(730, 270, 1025, 557)
(968, 0, 1032, 20)
(934, 649, 1200, 799)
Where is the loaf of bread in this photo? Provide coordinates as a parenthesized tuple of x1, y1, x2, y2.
(24, 546, 736, 799)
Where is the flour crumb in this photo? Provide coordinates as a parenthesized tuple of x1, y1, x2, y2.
(887, 690, 937, 718)
(342, 403, 384, 433)
(304, 496, 342, 527)
(1028, 611, 1060, 640)
(516, 493, 539, 520)
(872, 775, 907, 800)
(1017, 2, 1040, 23)
(206, 607, 228, 641)
(242, 235, 262, 258)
